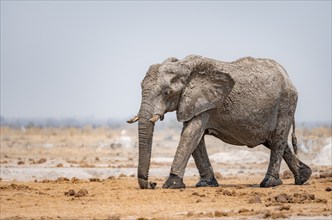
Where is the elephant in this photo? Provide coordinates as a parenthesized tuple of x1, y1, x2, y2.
(127, 55, 312, 189)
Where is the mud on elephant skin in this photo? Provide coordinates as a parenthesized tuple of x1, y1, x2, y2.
(127, 55, 312, 189)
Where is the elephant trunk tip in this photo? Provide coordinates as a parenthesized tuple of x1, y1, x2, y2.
(138, 178, 157, 189)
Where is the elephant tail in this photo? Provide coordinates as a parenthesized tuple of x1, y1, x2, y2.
(291, 118, 298, 156)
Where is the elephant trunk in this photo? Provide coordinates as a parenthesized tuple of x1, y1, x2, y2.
(137, 103, 155, 189)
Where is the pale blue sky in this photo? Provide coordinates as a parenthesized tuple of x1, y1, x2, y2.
(1, 1, 331, 123)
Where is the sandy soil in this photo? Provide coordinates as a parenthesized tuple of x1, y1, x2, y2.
(1, 174, 332, 220)
(0, 126, 331, 219)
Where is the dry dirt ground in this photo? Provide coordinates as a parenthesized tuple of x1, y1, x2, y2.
(0, 126, 331, 219)
(1, 174, 332, 220)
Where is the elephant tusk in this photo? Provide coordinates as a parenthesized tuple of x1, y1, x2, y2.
(149, 114, 160, 123)
(127, 116, 139, 124)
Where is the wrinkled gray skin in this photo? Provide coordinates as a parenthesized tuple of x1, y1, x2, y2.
(128, 55, 312, 189)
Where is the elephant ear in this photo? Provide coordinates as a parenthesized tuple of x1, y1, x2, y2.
(177, 67, 235, 122)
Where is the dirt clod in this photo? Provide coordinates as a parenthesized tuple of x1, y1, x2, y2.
(36, 158, 47, 164)
(65, 189, 75, 196)
(89, 178, 102, 182)
(215, 211, 228, 217)
(75, 189, 88, 197)
(275, 194, 289, 203)
(187, 211, 194, 217)
(214, 172, 223, 179)
(70, 177, 80, 183)
(249, 196, 262, 204)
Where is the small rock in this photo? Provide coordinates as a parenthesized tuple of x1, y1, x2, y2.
(315, 198, 327, 203)
(65, 189, 75, 196)
(223, 190, 236, 196)
(214, 172, 223, 179)
(17, 161, 25, 165)
(36, 158, 47, 164)
(89, 178, 101, 182)
(187, 211, 194, 217)
(71, 177, 80, 183)
(118, 173, 127, 178)
(75, 189, 88, 197)
(215, 211, 228, 217)
(249, 196, 262, 204)
(192, 192, 200, 196)
(308, 193, 315, 200)
(263, 210, 271, 218)
(56, 177, 69, 182)
(275, 194, 288, 203)
(325, 187, 332, 192)
(216, 188, 223, 193)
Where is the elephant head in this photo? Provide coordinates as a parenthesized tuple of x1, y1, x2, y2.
(127, 55, 235, 189)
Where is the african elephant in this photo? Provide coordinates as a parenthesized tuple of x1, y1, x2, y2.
(127, 55, 312, 189)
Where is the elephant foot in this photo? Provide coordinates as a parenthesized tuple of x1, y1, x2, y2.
(260, 175, 283, 188)
(162, 174, 186, 189)
(196, 177, 219, 187)
(294, 161, 312, 185)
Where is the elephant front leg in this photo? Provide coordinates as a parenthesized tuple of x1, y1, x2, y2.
(162, 114, 208, 189)
(192, 137, 219, 187)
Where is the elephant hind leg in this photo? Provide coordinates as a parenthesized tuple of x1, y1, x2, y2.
(260, 140, 285, 187)
(281, 144, 312, 185)
(260, 90, 301, 188)
(264, 143, 312, 185)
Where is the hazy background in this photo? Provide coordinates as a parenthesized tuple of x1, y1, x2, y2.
(1, 1, 331, 126)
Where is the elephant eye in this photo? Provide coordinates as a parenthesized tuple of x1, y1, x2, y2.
(163, 89, 171, 96)
(170, 75, 181, 84)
